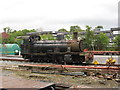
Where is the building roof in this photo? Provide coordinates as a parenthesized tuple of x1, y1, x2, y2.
(1, 32, 9, 39)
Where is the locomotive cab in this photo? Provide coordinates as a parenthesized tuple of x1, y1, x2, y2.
(29, 35, 41, 42)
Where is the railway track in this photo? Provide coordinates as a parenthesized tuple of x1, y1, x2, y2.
(0, 56, 120, 71)
(19, 63, 120, 70)
(0, 56, 29, 62)
(1, 56, 120, 89)
(0, 57, 120, 71)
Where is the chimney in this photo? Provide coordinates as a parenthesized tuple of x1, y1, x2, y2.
(73, 32, 78, 40)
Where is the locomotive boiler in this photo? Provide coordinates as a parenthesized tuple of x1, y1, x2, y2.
(19, 32, 93, 64)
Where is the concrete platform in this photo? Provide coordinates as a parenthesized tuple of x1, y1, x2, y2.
(1, 76, 55, 89)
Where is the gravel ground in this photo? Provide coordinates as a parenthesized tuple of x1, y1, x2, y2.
(0, 61, 119, 89)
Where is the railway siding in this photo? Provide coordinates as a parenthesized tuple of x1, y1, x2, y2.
(0, 56, 120, 88)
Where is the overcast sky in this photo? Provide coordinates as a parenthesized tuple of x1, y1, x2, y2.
(0, 0, 119, 32)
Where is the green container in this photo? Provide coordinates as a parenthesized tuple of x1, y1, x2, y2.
(0, 44, 21, 55)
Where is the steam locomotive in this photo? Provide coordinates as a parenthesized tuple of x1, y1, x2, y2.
(18, 32, 93, 64)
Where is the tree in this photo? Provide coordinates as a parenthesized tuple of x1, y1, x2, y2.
(58, 28, 73, 40)
(94, 33, 109, 50)
(58, 28, 68, 32)
(83, 25, 94, 50)
(40, 33, 56, 40)
(0, 33, 1, 43)
(1, 28, 36, 45)
(86, 25, 92, 30)
(95, 26, 103, 29)
(70, 25, 82, 32)
(14, 29, 36, 45)
(3, 27, 12, 33)
(113, 35, 120, 51)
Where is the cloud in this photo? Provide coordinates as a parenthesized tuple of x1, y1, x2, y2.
(0, 0, 119, 32)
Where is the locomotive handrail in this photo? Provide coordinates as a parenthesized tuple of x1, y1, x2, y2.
(84, 51, 120, 54)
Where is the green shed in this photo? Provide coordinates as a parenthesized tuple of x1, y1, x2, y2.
(0, 44, 21, 55)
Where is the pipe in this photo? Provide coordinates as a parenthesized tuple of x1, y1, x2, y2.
(19, 64, 120, 70)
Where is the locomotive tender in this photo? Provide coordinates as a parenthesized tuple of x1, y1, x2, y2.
(19, 32, 93, 64)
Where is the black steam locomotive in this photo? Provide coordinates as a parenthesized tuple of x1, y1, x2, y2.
(19, 32, 93, 64)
